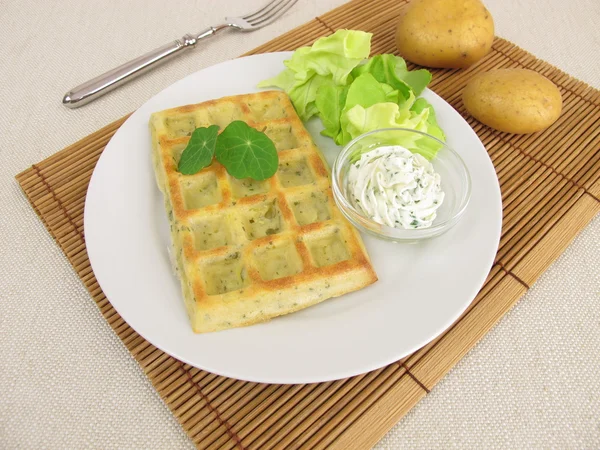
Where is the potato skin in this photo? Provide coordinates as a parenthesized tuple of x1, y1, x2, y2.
(463, 69, 563, 134)
(395, 0, 495, 69)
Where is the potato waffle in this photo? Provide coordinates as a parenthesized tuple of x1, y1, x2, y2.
(150, 91, 377, 333)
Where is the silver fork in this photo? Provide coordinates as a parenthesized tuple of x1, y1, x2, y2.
(62, 0, 298, 108)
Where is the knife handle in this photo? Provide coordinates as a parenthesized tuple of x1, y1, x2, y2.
(62, 29, 216, 108)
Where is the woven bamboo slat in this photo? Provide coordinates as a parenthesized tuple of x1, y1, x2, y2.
(15, 0, 600, 447)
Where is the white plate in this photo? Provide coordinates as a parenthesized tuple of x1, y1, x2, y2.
(85, 52, 502, 384)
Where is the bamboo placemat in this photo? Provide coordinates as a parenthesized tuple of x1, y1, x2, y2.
(16, 0, 600, 448)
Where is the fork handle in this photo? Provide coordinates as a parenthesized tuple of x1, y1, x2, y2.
(62, 28, 217, 108)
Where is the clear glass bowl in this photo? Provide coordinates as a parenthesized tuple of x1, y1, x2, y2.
(332, 128, 472, 243)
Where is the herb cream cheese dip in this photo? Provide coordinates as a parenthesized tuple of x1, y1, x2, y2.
(347, 145, 444, 229)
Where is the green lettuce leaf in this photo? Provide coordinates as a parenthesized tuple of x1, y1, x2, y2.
(284, 29, 372, 85)
(408, 97, 446, 158)
(287, 74, 330, 121)
(381, 83, 400, 104)
(393, 56, 432, 96)
(256, 67, 296, 92)
(336, 73, 390, 145)
(258, 30, 372, 121)
(257, 30, 444, 159)
(410, 97, 445, 141)
(351, 55, 411, 100)
(351, 54, 432, 98)
(344, 73, 388, 110)
(315, 80, 348, 139)
(344, 101, 443, 159)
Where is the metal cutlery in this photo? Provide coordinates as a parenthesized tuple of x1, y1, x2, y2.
(62, 0, 298, 108)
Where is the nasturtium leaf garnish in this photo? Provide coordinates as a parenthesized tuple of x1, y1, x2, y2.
(177, 125, 219, 175)
(215, 121, 278, 181)
(176, 121, 278, 180)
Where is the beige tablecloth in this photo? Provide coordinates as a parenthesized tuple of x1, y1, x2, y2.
(1, 0, 599, 448)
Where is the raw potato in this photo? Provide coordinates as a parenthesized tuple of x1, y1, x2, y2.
(395, 0, 495, 69)
(463, 69, 563, 134)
